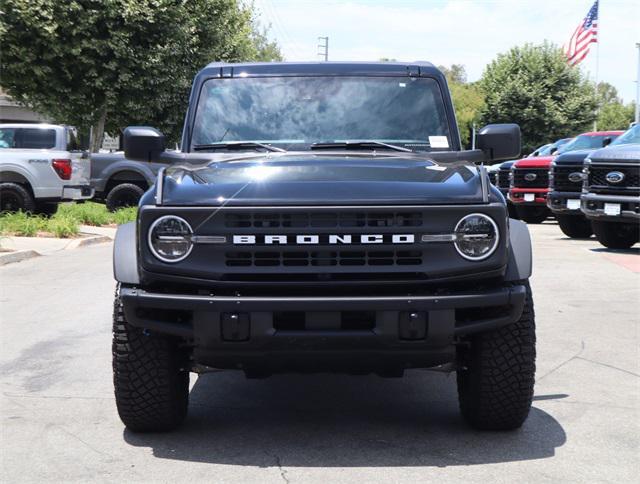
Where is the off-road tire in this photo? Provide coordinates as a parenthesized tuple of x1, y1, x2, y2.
(112, 289, 189, 432)
(106, 183, 145, 212)
(34, 202, 59, 217)
(557, 214, 592, 239)
(591, 220, 639, 249)
(456, 281, 536, 430)
(516, 206, 549, 224)
(0, 182, 35, 213)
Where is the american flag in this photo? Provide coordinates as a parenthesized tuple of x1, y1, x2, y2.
(564, 0, 599, 66)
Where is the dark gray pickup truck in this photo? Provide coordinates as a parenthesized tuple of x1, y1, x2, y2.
(582, 135, 640, 249)
(90, 152, 166, 211)
(112, 61, 536, 433)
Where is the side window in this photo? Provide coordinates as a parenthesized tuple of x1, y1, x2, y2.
(0, 128, 16, 148)
(14, 129, 57, 149)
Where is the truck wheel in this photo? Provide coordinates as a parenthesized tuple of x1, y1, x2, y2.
(556, 214, 592, 239)
(112, 289, 189, 432)
(591, 220, 639, 249)
(0, 182, 35, 213)
(456, 281, 536, 430)
(106, 183, 145, 212)
(34, 202, 59, 217)
(515, 206, 549, 224)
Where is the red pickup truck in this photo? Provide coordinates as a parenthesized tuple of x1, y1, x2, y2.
(509, 131, 623, 223)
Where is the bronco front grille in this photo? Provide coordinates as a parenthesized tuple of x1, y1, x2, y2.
(552, 165, 583, 192)
(226, 249, 424, 267)
(512, 168, 549, 189)
(588, 165, 640, 194)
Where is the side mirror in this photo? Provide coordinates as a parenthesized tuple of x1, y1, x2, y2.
(602, 137, 612, 147)
(550, 147, 558, 155)
(123, 126, 166, 162)
(476, 124, 521, 162)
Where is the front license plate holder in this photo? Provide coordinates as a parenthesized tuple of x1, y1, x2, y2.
(604, 203, 621, 216)
(567, 199, 581, 210)
(524, 193, 535, 202)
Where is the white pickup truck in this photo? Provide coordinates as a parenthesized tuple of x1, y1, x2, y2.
(0, 123, 93, 215)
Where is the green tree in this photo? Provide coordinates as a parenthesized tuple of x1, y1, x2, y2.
(594, 82, 634, 131)
(0, 0, 282, 150)
(479, 42, 596, 153)
(597, 102, 635, 131)
(438, 65, 484, 148)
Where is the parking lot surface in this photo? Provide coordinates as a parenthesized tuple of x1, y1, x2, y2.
(1, 222, 638, 483)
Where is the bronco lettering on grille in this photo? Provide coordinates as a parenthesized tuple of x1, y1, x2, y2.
(232, 234, 415, 245)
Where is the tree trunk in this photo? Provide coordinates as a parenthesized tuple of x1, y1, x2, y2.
(90, 108, 107, 153)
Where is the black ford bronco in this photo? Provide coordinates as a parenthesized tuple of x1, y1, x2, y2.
(112, 62, 536, 432)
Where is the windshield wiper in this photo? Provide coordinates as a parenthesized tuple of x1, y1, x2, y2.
(310, 140, 413, 152)
(193, 141, 286, 153)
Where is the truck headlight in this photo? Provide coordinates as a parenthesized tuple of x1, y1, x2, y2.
(454, 213, 499, 261)
(148, 215, 193, 262)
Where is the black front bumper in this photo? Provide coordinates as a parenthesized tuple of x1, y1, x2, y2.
(547, 190, 584, 215)
(120, 284, 527, 373)
(581, 192, 640, 223)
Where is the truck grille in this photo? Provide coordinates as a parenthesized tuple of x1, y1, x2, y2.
(226, 249, 423, 267)
(497, 169, 511, 189)
(552, 165, 583, 192)
(588, 165, 640, 194)
(512, 168, 549, 189)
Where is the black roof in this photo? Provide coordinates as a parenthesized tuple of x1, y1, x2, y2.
(196, 61, 444, 80)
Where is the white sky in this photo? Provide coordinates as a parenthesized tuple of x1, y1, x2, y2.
(254, 0, 640, 102)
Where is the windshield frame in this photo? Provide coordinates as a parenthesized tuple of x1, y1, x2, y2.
(185, 73, 459, 154)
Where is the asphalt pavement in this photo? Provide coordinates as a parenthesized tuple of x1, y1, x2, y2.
(1, 222, 638, 483)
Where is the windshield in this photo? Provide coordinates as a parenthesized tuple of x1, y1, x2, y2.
(538, 138, 571, 156)
(610, 124, 640, 146)
(191, 76, 451, 152)
(558, 134, 618, 154)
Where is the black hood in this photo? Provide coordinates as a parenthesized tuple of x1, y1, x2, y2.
(588, 144, 640, 164)
(154, 152, 489, 206)
(553, 149, 593, 165)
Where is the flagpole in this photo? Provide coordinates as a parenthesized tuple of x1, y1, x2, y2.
(593, 0, 600, 131)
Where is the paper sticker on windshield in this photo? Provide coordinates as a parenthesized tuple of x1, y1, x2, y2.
(429, 136, 449, 148)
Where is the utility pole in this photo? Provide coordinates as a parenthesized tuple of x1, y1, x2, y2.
(317, 36, 328, 61)
(635, 42, 640, 124)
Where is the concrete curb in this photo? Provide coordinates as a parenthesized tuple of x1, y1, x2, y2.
(0, 233, 112, 266)
(0, 250, 40, 266)
(66, 234, 113, 249)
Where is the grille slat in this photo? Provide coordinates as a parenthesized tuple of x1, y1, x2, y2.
(225, 211, 423, 228)
(512, 168, 549, 188)
(225, 249, 424, 267)
(497, 169, 511, 189)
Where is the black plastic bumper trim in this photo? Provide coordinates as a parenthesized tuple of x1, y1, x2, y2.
(120, 284, 526, 340)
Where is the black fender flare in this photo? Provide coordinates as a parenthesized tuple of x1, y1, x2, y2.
(504, 218, 533, 281)
(113, 222, 140, 284)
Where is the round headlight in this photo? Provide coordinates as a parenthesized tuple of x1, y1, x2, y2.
(454, 214, 499, 261)
(148, 215, 193, 263)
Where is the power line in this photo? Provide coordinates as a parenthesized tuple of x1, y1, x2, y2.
(263, 0, 308, 60)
